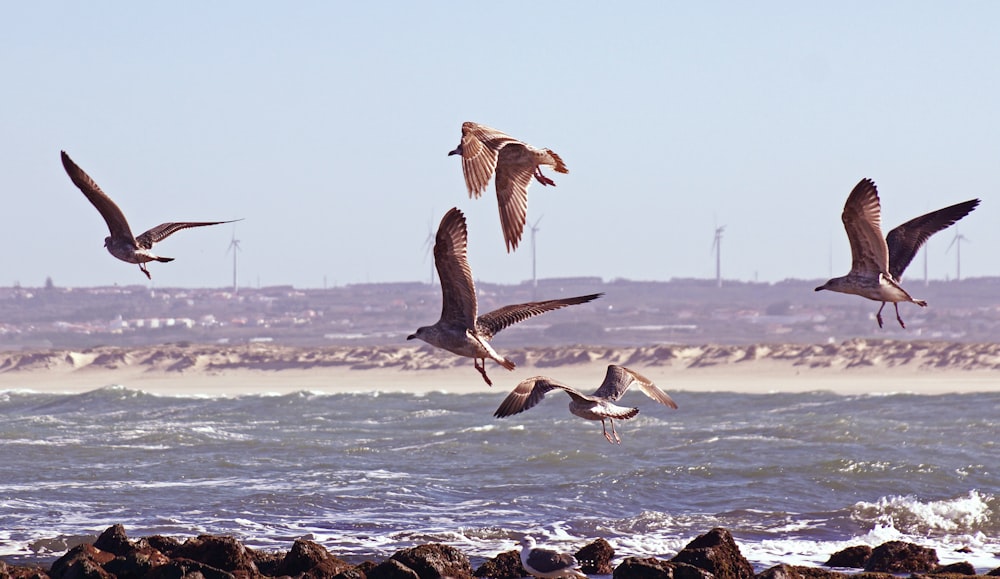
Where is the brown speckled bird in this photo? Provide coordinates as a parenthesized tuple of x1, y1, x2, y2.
(61, 150, 239, 279)
(815, 178, 979, 328)
(448, 121, 568, 252)
(407, 207, 601, 386)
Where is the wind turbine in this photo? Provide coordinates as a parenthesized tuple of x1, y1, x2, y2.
(226, 230, 241, 294)
(946, 230, 968, 282)
(711, 225, 725, 288)
(423, 221, 435, 285)
(529, 215, 543, 290)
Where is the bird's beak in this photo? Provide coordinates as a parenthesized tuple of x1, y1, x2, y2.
(406, 334, 416, 340)
(447, 146, 461, 156)
(814, 286, 824, 292)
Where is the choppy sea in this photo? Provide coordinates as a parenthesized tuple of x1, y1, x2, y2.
(0, 381, 997, 573)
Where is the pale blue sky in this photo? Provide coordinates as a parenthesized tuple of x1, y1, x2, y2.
(2, 2, 997, 288)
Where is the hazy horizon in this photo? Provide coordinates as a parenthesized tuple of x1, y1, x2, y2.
(3, 2, 996, 289)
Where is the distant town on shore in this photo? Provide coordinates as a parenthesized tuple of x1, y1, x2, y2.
(2, 276, 999, 351)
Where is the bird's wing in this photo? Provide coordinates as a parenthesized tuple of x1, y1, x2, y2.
(433, 208, 477, 329)
(886, 198, 980, 280)
(494, 144, 535, 252)
(476, 293, 602, 340)
(526, 548, 579, 575)
(60, 151, 137, 242)
(593, 365, 678, 408)
(458, 122, 518, 198)
(494, 376, 591, 418)
(136, 220, 239, 249)
(841, 178, 889, 276)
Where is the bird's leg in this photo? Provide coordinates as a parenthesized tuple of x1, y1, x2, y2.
(610, 420, 622, 444)
(474, 358, 494, 386)
(894, 303, 906, 329)
(601, 420, 614, 444)
(533, 167, 556, 187)
(139, 263, 152, 280)
(875, 302, 886, 328)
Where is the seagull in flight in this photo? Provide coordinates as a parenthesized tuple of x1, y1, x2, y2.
(61, 151, 240, 279)
(407, 208, 601, 386)
(494, 365, 678, 444)
(448, 121, 568, 253)
(815, 178, 979, 328)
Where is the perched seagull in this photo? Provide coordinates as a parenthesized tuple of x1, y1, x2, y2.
(407, 208, 601, 386)
(61, 151, 240, 279)
(517, 536, 587, 579)
(815, 178, 980, 328)
(494, 365, 677, 444)
(448, 121, 568, 253)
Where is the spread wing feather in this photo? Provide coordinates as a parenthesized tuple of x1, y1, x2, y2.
(842, 178, 889, 276)
(434, 208, 478, 329)
(61, 151, 137, 242)
(494, 376, 591, 417)
(886, 199, 980, 280)
(476, 293, 602, 340)
(594, 365, 678, 408)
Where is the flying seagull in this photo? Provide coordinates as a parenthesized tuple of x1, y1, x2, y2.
(517, 536, 587, 579)
(448, 121, 568, 253)
(815, 178, 980, 328)
(61, 151, 240, 279)
(494, 365, 677, 444)
(407, 208, 601, 386)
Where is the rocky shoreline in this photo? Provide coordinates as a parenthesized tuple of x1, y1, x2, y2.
(3, 339, 1000, 376)
(2, 526, 997, 579)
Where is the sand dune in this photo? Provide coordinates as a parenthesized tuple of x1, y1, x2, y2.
(1, 339, 998, 396)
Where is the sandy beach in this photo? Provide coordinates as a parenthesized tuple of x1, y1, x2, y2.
(1, 340, 997, 396)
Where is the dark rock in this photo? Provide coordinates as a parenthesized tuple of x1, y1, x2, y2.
(613, 557, 714, 579)
(863, 541, 938, 573)
(931, 562, 977, 575)
(987, 566, 1000, 576)
(473, 550, 523, 579)
(389, 543, 473, 579)
(756, 564, 803, 579)
(367, 559, 420, 579)
(171, 535, 260, 576)
(93, 525, 133, 557)
(144, 536, 183, 557)
(145, 558, 235, 579)
(0, 560, 50, 579)
(576, 538, 615, 574)
(102, 546, 171, 579)
(273, 539, 345, 577)
(671, 528, 754, 579)
(49, 545, 115, 579)
(247, 548, 283, 577)
(824, 545, 872, 568)
(614, 557, 675, 579)
(332, 566, 369, 579)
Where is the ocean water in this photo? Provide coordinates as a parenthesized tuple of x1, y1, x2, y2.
(0, 382, 997, 573)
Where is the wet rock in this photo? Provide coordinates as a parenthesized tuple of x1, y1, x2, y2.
(102, 546, 171, 579)
(145, 558, 235, 579)
(987, 566, 1000, 576)
(613, 557, 713, 579)
(171, 535, 259, 577)
(576, 538, 615, 575)
(388, 543, 473, 579)
(473, 550, 523, 579)
(930, 562, 977, 575)
(49, 545, 115, 579)
(246, 549, 283, 577)
(863, 541, 937, 573)
(823, 545, 872, 568)
(143, 536, 182, 558)
(92, 526, 133, 558)
(331, 565, 370, 579)
(367, 559, 420, 579)
(272, 538, 350, 578)
(671, 528, 754, 579)
(1, 560, 51, 579)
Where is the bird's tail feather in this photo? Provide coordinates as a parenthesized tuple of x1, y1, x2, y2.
(156, 257, 175, 263)
(545, 149, 569, 173)
(499, 357, 516, 371)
